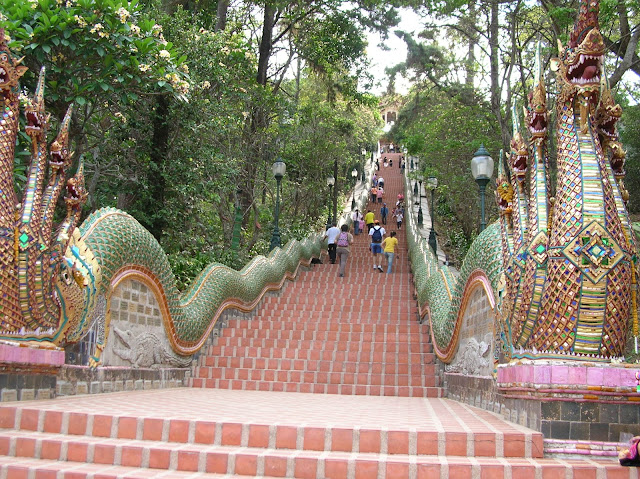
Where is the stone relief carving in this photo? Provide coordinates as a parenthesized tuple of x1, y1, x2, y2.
(446, 333, 493, 376)
(112, 326, 193, 368)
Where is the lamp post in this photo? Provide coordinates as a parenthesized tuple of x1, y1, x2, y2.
(471, 144, 494, 232)
(326, 175, 335, 229)
(361, 149, 367, 182)
(427, 176, 438, 256)
(351, 168, 358, 210)
(417, 179, 424, 226)
(413, 181, 419, 204)
(269, 159, 286, 251)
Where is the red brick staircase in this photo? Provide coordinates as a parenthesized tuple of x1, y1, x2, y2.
(0, 153, 635, 477)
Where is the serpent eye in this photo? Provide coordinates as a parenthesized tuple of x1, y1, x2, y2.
(0, 54, 7, 62)
(61, 270, 72, 285)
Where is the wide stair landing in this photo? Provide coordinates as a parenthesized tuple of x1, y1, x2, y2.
(0, 153, 634, 477)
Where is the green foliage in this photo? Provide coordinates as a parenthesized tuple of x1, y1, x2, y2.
(2, 0, 386, 287)
(0, 0, 188, 113)
(389, 87, 501, 263)
(546, 6, 577, 35)
(619, 103, 640, 215)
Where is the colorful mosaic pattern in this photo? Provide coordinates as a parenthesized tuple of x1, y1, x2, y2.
(501, 0, 636, 359)
(403, 172, 503, 360)
(0, 31, 28, 334)
(78, 208, 322, 361)
(0, 32, 323, 365)
(0, 47, 99, 348)
(411, 1, 637, 363)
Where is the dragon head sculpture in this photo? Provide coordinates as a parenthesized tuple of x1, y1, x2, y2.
(509, 111, 528, 184)
(526, 44, 549, 142)
(496, 178, 514, 217)
(554, 0, 604, 94)
(595, 76, 626, 183)
(50, 106, 73, 172)
(0, 38, 102, 348)
(495, 150, 514, 219)
(64, 160, 89, 212)
(24, 67, 50, 140)
(0, 30, 27, 101)
(496, 0, 636, 360)
(55, 227, 102, 344)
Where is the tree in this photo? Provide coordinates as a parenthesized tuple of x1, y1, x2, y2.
(387, 87, 501, 259)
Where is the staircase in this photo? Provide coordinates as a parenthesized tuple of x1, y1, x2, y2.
(190, 153, 438, 399)
(0, 153, 635, 478)
(191, 245, 439, 398)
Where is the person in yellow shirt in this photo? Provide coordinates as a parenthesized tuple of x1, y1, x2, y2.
(364, 210, 375, 233)
(381, 231, 399, 274)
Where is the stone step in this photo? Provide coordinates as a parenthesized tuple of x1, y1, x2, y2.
(254, 307, 417, 317)
(209, 337, 429, 351)
(220, 320, 428, 342)
(220, 322, 425, 336)
(192, 367, 439, 387)
(189, 379, 442, 397)
(0, 407, 539, 459)
(1, 436, 632, 479)
(0, 456, 226, 478)
(204, 345, 430, 363)
(197, 356, 435, 370)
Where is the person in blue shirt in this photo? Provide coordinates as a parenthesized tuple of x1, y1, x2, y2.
(380, 203, 389, 225)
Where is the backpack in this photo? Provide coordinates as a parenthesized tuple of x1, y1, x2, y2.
(371, 226, 382, 243)
(337, 232, 349, 247)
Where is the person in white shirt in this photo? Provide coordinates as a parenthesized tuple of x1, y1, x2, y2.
(323, 223, 341, 264)
(352, 209, 363, 235)
(368, 220, 386, 272)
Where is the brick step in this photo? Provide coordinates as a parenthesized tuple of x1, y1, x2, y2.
(219, 325, 427, 339)
(6, 449, 631, 479)
(192, 367, 439, 387)
(0, 457, 228, 479)
(210, 337, 429, 351)
(9, 419, 537, 458)
(254, 309, 417, 317)
(222, 320, 426, 334)
(303, 262, 411, 267)
(205, 346, 431, 362)
(198, 356, 435, 370)
(247, 315, 420, 325)
(285, 280, 413, 286)
(263, 298, 417, 312)
(189, 378, 442, 396)
(7, 398, 536, 458)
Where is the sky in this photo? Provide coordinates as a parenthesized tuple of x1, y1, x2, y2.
(365, 8, 424, 96)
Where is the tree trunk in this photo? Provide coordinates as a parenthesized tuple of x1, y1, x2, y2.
(465, 2, 477, 87)
(488, 0, 510, 149)
(237, 2, 276, 228)
(149, 95, 170, 240)
(215, 0, 229, 32)
(257, 3, 276, 86)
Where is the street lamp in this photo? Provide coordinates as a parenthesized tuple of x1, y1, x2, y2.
(427, 176, 438, 256)
(471, 144, 494, 232)
(417, 179, 424, 226)
(269, 159, 286, 251)
(361, 149, 367, 182)
(413, 181, 419, 204)
(326, 175, 335, 229)
(351, 168, 358, 210)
